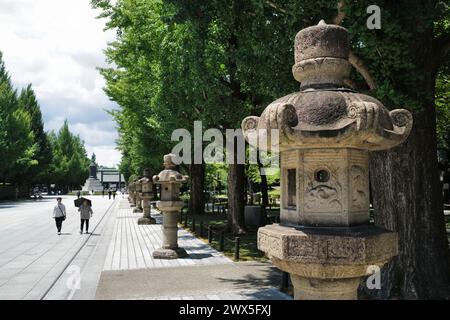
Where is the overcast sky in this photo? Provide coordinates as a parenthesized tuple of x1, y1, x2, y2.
(0, 0, 121, 167)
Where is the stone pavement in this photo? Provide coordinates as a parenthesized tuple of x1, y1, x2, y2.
(0, 196, 291, 300)
(96, 262, 291, 300)
(103, 203, 232, 271)
(96, 199, 291, 300)
(0, 195, 117, 300)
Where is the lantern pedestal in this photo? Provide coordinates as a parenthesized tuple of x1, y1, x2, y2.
(137, 198, 156, 224)
(133, 193, 143, 213)
(153, 201, 188, 259)
(290, 276, 360, 300)
(152, 154, 189, 260)
(258, 224, 398, 300)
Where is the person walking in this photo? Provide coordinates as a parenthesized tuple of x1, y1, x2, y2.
(113, 190, 116, 200)
(53, 197, 66, 235)
(78, 199, 93, 234)
(76, 190, 81, 199)
(108, 189, 112, 200)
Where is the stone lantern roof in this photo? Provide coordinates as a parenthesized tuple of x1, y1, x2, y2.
(242, 20, 413, 152)
(138, 168, 152, 184)
(152, 154, 188, 184)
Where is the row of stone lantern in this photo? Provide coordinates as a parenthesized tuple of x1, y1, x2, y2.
(127, 154, 189, 259)
(125, 20, 413, 299)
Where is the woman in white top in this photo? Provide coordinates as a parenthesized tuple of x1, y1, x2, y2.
(52, 197, 66, 235)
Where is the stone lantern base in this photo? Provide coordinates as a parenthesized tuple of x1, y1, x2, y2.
(137, 216, 156, 225)
(258, 224, 398, 300)
(153, 247, 188, 259)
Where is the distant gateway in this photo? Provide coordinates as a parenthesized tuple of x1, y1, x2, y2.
(81, 160, 125, 192)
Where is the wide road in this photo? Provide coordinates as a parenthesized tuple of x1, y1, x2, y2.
(0, 195, 116, 299)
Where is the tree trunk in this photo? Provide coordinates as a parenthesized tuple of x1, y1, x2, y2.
(189, 163, 205, 215)
(364, 0, 450, 299)
(257, 152, 269, 208)
(247, 177, 254, 205)
(369, 107, 450, 299)
(227, 163, 246, 235)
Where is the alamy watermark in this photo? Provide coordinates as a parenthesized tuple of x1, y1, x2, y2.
(367, 5, 381, 30)
(171, 121, 280, 175)
(366, 265, 381, 290)
(66, 265, 81, 300)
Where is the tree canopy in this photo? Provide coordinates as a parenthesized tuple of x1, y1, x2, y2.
(94, 0, 450, 298)
(0, 51, 90, 194)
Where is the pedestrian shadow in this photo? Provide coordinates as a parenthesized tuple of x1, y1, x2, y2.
(0, 205, 18, 210)
(59, 233, 72, 235)
(89, 233, 101, 236)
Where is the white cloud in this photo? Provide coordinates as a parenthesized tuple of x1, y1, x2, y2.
(0, 0, 121, 167)
(87, 146, 122, 168)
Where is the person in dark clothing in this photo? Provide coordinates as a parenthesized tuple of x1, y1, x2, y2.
(78, 199, 93, 234)
(113, 190, 116, 199)
(108, 190, 112, 200)
(102, 189, 105, 198)
(76, 190, 81, 199)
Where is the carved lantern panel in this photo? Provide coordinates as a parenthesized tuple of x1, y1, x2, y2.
(281, 148, 369, 227)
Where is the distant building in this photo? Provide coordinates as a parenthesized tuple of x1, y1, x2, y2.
(97, 166, 125, 190)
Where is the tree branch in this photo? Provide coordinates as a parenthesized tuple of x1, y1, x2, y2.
(332, 0, 377, 90)
(332, 0, 346, 25)
(265, 1, 288, 14)
(349, 51, 377, 90)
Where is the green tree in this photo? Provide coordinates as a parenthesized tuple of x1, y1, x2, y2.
(93, 0, 450, 298)
(48, 120, 90, 192)
(0, 52, 36, 186)
(17, 84, 53, 185)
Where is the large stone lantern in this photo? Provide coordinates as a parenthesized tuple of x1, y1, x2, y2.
(242, 21, 413, 300)
(137, 169, 156, 225)
(133, 178, 143, 213)
(152, 154, 189, 259)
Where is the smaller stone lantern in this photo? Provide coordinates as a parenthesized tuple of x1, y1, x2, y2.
(137, 169, 156, 225)
(133, 178, 143, 213)
(128, 181, 135, 207)
(152, 153, 189, 259)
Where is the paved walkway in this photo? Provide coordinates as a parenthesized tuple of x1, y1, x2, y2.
(103, 204, 232, 271)
(129, 288, 289, 300)
(0, 195, 117, 300)
(0, 196, 291, 300)
(95, 199, 291, 300)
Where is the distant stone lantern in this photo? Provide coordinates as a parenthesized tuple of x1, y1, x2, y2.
(152, 154, 189, 259)
(137, 169, 156, 225)
(242, 20, 413, 300)
(133, 179, 143, 213)
(128, 181, 136, 207)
